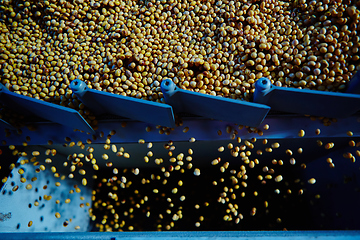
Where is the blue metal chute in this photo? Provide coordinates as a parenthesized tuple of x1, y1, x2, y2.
(0, 84, 95, 133)
(253, 75, 360, 118)
(69, 79, 176, 128)
(160, 79, 271, 127)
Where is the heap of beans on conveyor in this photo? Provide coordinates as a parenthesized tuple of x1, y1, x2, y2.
(0, 0, 360, 232)
(0, 0, 359, 125)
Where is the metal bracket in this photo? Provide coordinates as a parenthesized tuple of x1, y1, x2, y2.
(253, 76, 360, 118)
(0, 84, 94, 133)
(161, 79, 270, 127)
(70, 80, 175, 128)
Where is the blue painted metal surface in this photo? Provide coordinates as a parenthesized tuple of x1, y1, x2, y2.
(0, 84, 94, 133)
(1, 231, 360, 239)
(253, 77, 360, 118)
(160, 79, 270, 127)
(70, 79, 175, 128)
